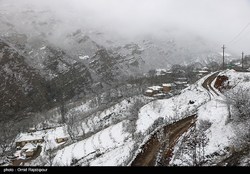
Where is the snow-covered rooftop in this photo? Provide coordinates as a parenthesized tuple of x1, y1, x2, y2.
(198, 70, 209, 73)
(16, 126, 68, 143)
(22, 143, 36, 151)
(162, 83, 171, 87)
(79, 55, 89, 60)
(148, 86, 163, 91)
(174, 81, 188, 85)
(16, 133, 44, 142)
(145, 89, 153, 93)
(136, 72, 212, 134)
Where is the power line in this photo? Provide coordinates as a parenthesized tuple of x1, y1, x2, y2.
(222, 45, 225, 70)
(242, 51, 244, 69)
(229, 27, 250, 46)
(228, 22, 250, 45)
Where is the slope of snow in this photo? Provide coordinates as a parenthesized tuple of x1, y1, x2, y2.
(89, 140, 135, 166)
(53, 121, 132, 166)
(17, 70, 250, 166)
(220, 69, 250, 87)
(170, 70, 250, 165)
(197, 100, 234, 155)
(81, 96, 150, 135)
(136, 73, 212, 134)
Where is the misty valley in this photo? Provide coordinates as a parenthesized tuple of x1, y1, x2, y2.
(1, 0, 250, 168)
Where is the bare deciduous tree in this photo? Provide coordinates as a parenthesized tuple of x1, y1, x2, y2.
(225, 87, 250, 122)
(173, 120, 209, 166)
(0, 122, 15, 158)
(66, 113, 78, 142)
(225, 87, 250, 149)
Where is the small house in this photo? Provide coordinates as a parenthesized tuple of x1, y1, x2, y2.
(162, 83, 171, 93)
(16, 138, 44, 147)
(244, 56, 250, 66)
(25, 149, 35, 158)
(21, 143, 37, 158)
(154, 93, 165, 99)
(28, 127, 36, 133)
(148, 86, 163, 95)
(174, 77, 188, 89)
(56, 137, 68, 144)
(174, 81, 188, 90)
(15, 132, 44, 148)
(201, 66, 210, 71)
(145, 89, 153, 97)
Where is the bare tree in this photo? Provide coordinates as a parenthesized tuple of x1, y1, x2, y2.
(59, 93, 67, 124)
(173, 121, 209, 166)
(148, 69, 157, 77)
(46, 149, 54, 166)
(155, 128, 170, 166)
(225, 87, 250, 147)
(66, 113, 78, 142)
(225, 87, 250, 122)
(0, 122, 15, 158)
(124, 98, 147, 137)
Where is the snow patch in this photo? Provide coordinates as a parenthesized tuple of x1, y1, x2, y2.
(53, 121, 131, 166)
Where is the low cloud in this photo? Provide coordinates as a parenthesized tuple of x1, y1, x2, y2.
(1, 0, 250, 53)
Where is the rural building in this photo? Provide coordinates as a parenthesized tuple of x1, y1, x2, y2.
(15, 126, 70, 149)
(162, 83, 171, 93)
(21, 143, 37, 157)
(174, 78, 188, 90)
(28, 127, 36, 133)
(154, 93, 166, 99)
(244, 56, 250, 68)
(16, 138, 44, 148)
(196, 69, 209, 78)
(201, 66, 210, 71)
(148, 86, 163, 95)
(145, 89, 153, 96)
(155, 69, 167, 76)
(56, 137, 68, 144)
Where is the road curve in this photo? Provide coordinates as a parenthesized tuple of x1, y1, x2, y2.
(202, 72, 220, 96)
(131, 72, 221, 166)
(131, 115, 196, 166)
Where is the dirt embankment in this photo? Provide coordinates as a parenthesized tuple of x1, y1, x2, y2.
(131, 115, 197, 166)
(214, 75, 230, 92)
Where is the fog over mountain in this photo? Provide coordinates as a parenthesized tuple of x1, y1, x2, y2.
(1, 1, 250, 168)
(1, 0, 250, 54)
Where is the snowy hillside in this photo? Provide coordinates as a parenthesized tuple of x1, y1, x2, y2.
(52, 120, 133, 166)
(1, 0, 250, 169)
(3, 70, 250, 167)
(170, 70, 250, 166)
(136, 72, 212, 134)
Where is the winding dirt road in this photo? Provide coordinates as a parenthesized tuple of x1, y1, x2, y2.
(202, 72, 220, 96)
(131, 72, 220, 166)
(131, 115, 197, 166)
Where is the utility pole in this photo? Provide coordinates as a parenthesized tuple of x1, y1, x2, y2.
(222, 45, 226, 70)
(242, 52, 244, 70)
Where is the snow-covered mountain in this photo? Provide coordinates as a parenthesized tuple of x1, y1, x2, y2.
(1, 69, 247, 166)
(0, 2, 235, 73)
(1, 0, 249, 168)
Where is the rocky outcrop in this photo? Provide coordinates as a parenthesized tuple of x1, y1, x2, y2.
(0, 40, 49, 120)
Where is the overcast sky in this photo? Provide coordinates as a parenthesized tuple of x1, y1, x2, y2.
(2, 0, 250, 54)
